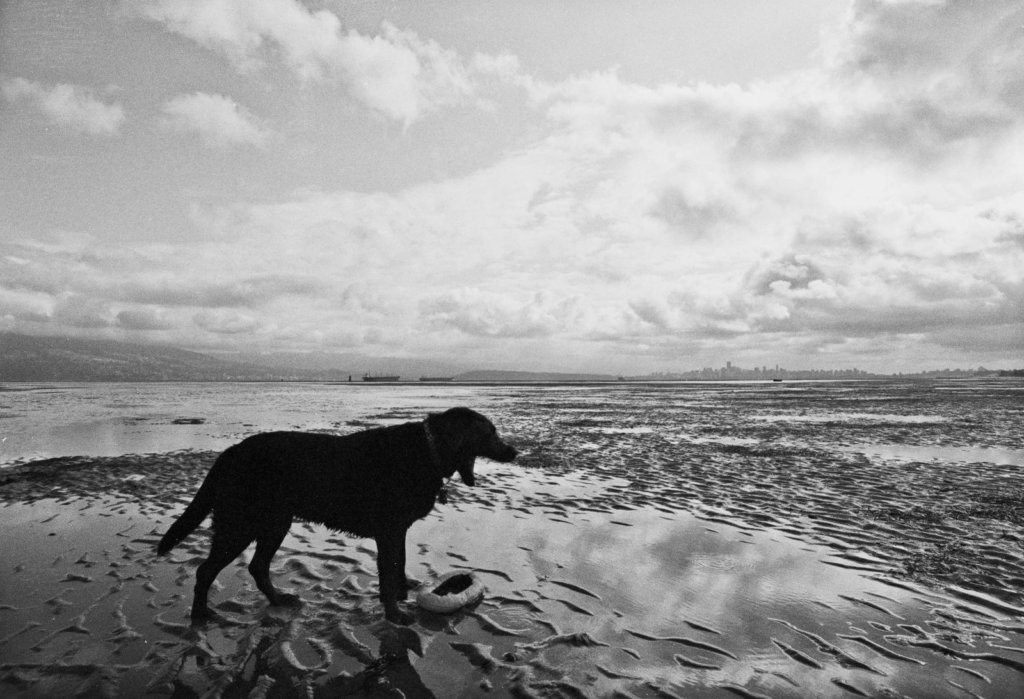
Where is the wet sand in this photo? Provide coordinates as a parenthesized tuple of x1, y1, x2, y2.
(2, 381, 1023, 697)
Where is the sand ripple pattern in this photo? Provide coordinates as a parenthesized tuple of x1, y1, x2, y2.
(0, 379, 1022, 697)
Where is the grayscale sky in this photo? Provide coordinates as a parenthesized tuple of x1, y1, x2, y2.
(2, 0, 1022, 373)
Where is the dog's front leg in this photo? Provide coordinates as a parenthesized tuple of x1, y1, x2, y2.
(375, 531, 413, 625)
(395, 527, 412, 601)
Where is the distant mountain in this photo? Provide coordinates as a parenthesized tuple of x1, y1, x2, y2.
(0, 333, 341, 382)
(0, 333, 613, 383)
(454, 369, 618, 382)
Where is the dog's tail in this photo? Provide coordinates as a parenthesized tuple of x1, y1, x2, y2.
(156, 452, 225, 555)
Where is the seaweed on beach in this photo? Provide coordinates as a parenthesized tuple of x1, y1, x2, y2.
(870, 489, 1024, 526)
(962, 488, 1024, 526)
(711, 443, 824, 458)
(901, 539, 971, 578)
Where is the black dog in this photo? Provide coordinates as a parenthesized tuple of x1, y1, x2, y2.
(156, 407, 517, 624)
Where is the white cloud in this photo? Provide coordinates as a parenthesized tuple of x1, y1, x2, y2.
(6, 0, 1023, 370)
(420, 289, 585, 339)
(116, 307, 175, 330)
(339, 22, 476, 127)
(127, 0, 346, 77)
(0, 285, 52, 324)
(2, 77, 125, 135)
(477, 0, 1024, 364)
(52, 294, 116, 329)
(193, 308, 260, 334)
(160, 92, 269, 147)
(130, 0, 498, 126)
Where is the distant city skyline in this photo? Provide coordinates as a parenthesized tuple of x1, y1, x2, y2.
(2, 1, 1022, 375)
(629, 360, 1007, 381)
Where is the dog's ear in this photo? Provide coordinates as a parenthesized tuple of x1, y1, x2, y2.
(451, 418, 495, 487)
(456, 459, 475, 487)
(430, 408, 485, 486)
(432, 408, 480, 451)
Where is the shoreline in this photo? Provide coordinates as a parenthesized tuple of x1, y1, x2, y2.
(2, 442, 1023, 698)
(3, 380, 1023, 696)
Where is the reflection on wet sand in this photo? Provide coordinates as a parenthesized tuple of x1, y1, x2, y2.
(1, 379, 1022, 697)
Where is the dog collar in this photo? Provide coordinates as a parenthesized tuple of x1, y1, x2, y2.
(422, 420, 445, 477)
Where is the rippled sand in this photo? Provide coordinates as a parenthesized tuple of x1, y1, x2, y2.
(1, 380, 1022, 697)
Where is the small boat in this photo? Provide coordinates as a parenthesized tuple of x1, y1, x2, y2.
(362, 373, 400, 382)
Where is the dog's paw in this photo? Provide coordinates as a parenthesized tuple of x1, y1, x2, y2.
(189, 606, 224, 626)
(385, 607, 415, 626)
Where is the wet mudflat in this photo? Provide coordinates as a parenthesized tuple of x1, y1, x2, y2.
(1, 379, 1022, 697)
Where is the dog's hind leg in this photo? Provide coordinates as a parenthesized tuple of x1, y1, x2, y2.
(249, 519, 296, 607)
(192, 526, 253, 621)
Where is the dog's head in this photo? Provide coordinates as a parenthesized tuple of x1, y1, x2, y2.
(427, 407, 517, 486)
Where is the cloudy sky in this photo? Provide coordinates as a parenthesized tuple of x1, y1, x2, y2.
(2, 0, 1022, 374)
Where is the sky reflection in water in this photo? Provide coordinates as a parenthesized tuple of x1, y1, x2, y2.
(417, 462, 1021, 697)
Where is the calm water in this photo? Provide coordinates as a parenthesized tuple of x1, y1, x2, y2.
(0, 382, 502, 467)
(2, 380, 1022, 468)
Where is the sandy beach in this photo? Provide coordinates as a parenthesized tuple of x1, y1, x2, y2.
(2, 382, 1023, 697)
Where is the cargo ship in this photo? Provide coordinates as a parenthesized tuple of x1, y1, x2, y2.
(419, 377, 454, 382)
(362, 373, 400, 382)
